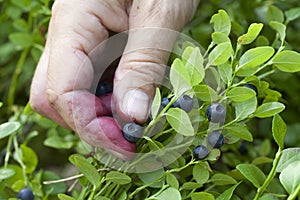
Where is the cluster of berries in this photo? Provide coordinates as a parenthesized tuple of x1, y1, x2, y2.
(95, 82, 257, 160)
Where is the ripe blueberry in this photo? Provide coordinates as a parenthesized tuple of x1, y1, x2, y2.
(161, 97, 170, 108)
(95, 82, 112, 97)
(238, 140, 248, 154)
(177, 95, 193, 113)
(17, 188, 34, 200)
(207, 131, 224, 148)
(243, 83, 258, 96)
(193, 145, 209, 160)
(122, 122, 143, 143)
(206, 103, 226, 124)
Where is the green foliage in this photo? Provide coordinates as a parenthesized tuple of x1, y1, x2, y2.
(1, 1, 300, 200)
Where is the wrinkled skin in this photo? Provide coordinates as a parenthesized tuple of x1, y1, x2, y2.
(30, 0, 199, 160)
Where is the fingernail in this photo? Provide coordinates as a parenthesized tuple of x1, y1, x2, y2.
(122, 89, 149, 122)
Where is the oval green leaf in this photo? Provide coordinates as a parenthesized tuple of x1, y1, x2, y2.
(193, 164, 210, 185)
(272, 50, 300, 72)
(227, 87, 256, 102)
(238, 23, 263, 45)
(208, 42, 232, 66)
(272, 114, 287, 150)
(238, 46, 274, 70)
(276, 148, 300, 172)
(106, 171, 131, 185)
(191, 192, 215, 200)
(0, 168, 15, 180)
(69, 154, 100, 186)
(235, 97, 257, 121)
(0, 121, 21, 139)
(254, 102, 285, 118)
(151, 88, 161, 119)
(210, 173, 237, 186)
(166, 108, 195, 137)
(279, 160, 300, 194)
(156, 187, 181, 200)
(224, 124, 253, 142)
(236, 164, 266, 188)
(216, 182, 241, 200)
(210, 9, 231, 35)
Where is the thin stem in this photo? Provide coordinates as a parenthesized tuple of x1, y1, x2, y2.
(287, 184, 300, 200)
(254, 148, 282, 200)
(4, 134, 13, 167)
(7, 48, 29, 111)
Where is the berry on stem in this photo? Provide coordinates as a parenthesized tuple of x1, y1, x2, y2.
(17, 188, 34, 200)
(243, 83, 258, 96)
(207, 131, 224, 148)
(206, 103, 226, 124)
(193, 145, 209, 160)
(95, 82, 112, 97)
(177, 94, 193, 113)
(122, 122, 143, 143)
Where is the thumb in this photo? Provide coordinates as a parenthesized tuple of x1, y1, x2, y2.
(113, 0, 198, 123)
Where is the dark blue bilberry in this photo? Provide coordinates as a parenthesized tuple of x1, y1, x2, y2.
(17, 188, 34, 200)
(122, 122, 143, 143)
(207, 131, 224, 148)
(243, 83, 258, 96)
(95, 82, 112, 97)
(177, 95, 193, 113)
(206, 103, 226, 124)
(193, 145, 209, 160)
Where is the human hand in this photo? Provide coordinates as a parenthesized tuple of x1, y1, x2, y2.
(30, 0, 199, 160)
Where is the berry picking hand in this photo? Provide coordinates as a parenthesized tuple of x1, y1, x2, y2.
(30, 0, 199, 160)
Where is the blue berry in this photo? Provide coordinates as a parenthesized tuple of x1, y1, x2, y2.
(206, 103, 226, 124)
(122, 122, 143, 143)
(243, 84, 258, 96)
(207, 131, 224, 148)
(17, 188, 34, 200)
(95, 82, 112, 97)
(238, 140, 248, 154)
(177, 95, 193, 113)
(161, 97, 170, 107)
(193, 145, 209, 160)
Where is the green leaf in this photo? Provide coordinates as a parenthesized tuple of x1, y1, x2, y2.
(224, 124, 253, 142)
(106, 171, 131, 185)
(0, 168, 15, 180)
(44, 136, 74, 149)
(235, 97, 257, 121)
(166, 108, 194, 137)
(267, 5, 284, 23)
(156, 187, 181, 200)
(216, 182, 241, 200)
(212, 32, 230, 44)
(191, 192, 215, 200)
(166, 173, 179, 189)
(182, 46, 194, 65)
(272, 114, 287, 150)
(193, 164, 210, 184)
(12, 19, 29, 32)
(43, 171, 67, 195)
(237, 46, 274, 70)
(217, 63, 232, 85)
(11, 0, 31, 8)
(194, 85, 219, 102)
(206, 149, 221, 162)
(227, 87, 256, 102)
(57, 194, 76, 200)
(181, 182, 203, 190)
(276, 148, 300, 172)
(272, 50, 300, 72)
(254, 102, 285, 118)
(279, 160, 300, 194)
(9, 32, 33, 48)
(252, 156, 273, 165)
(186, 47, 205, 86)
(151, 88, 161, 119)
(238, 23, 263, 45)
(210, 173, 237, 186)
(0, 121, 21, 139)
(236, 164, 266, 188)
(269, 21, 286, 43)
(208, 42, 232, 66)
(69, 154, 100, 186)
(21, 145, 38, 174)
(210, 9, 231, 35)
(285, 7, 300, 22)
(170, 58, 192, 97)
(138, 168, 164, 188)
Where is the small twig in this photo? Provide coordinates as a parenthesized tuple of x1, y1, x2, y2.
(43, 168, 111, 185)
